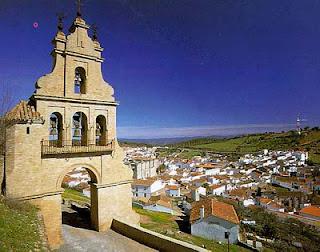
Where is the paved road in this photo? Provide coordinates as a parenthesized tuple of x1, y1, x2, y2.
(58, 224, 158, 252)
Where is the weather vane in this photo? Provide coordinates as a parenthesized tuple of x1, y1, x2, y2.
(76, 0, 83, 17)
(56, 13, 66, 31)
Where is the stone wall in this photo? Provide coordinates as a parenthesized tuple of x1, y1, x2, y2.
(111, 219, 209, 252)
(30, 194, 63, 249)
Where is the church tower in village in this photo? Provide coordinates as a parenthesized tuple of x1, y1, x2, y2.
(4, 9, 139, 249)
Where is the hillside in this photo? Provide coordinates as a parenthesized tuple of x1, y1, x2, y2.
(0, 197, 47, 251)
(119, 140, 153, 148)
(171, 128, 320, 163)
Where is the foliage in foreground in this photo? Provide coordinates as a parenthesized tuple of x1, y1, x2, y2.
(234, 203, 320, 252)
(0, 197, 45, 252)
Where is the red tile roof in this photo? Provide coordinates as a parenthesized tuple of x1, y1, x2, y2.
(259, 197, 272, 204)
(190, 198, 240, 224)
(6, 100, 43, 123)
(209, 184, 224, 190)
(132, 178, 157, 186)
(228, 188, 249, 198)
(299, 205, 320, 217)
(166, 185, 180, 190)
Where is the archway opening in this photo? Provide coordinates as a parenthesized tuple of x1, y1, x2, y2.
(74, 67, 86, 94)
(49, 112, 63, 147)
(96, 115, 107, 146)
(72, 112, 88, 146)
(61, 167, 97, 229)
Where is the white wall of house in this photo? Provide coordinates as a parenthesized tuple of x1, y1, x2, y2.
(143, 204, 173, 214)
(191, 216, 239, 244)
(198, 186, 207, 196)
(133, 180, 164, 198)
(208, 177, 220, 185)
(212, 185, 226, 195)
(243, 199, 255, 207)
(130, 159, 159, 179)
(166, 188, 181, 197)
(205, 168, 220, 176)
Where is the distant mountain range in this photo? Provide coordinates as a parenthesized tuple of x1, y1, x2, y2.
(119, 135, 232, 145)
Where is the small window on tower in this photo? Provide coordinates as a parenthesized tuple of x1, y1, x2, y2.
(26, 127, 30, 134)
(74, 67, 86, 94)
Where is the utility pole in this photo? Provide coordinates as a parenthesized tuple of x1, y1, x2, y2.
(225, 231, 230, 252)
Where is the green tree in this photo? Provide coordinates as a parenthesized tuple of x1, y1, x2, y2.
(157, 164, 166, 173)
(256, 187, 262, 197)
(0, 82, 14, 195)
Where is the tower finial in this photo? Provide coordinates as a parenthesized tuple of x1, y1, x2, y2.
(76, 0, 83, 17)
(56, 12, 65, 31)
(92, 24, 98, 41)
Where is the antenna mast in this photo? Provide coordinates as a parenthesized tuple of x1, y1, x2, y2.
(296, 115, 307, 135)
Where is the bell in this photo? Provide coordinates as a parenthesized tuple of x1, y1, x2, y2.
(74, 72, 82, 85)
(73, 128, 81, 137)
(73, 119, 80, 128)
(96, 123, 102, 137)
(50, 120, 58, 136)
(50, 128, 58, 136)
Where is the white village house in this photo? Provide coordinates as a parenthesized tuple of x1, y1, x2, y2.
(132, 179, 164, 199)
(190, 198, 240, 244)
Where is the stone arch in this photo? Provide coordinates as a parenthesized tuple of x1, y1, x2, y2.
(72, 111, 88, 146)
(49, 112, 63, 146)
(96, 114, 107, 145)
(74, 67, 86, 94)
(56, 163, 101, 191)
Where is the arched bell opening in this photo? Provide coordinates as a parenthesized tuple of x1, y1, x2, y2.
(74, 67, 86, 94)
(49, 112, 63, 147)
(72, 112, 88, 146)
(96, 115, 107, 146)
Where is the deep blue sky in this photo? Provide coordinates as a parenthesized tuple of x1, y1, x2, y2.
(0, 0, 319, 138)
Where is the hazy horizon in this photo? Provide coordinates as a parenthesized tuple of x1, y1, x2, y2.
(117, 123, 301, 139)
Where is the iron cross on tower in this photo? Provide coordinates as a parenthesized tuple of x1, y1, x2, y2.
(76, 0, 83, 17)
(56, 13, 65, 31)
(92, 24, 98, 40)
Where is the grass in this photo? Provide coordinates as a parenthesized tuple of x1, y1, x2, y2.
(309, 152, 320, 164)
(133, 205, 249, 252)
(194, 134, 296, 153)
(178, 149, 206, 159)
(0, 197, 45, 251)
(62, 188, 90, 204)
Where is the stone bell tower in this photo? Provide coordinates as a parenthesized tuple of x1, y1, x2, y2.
(4, 10, 139, 249)
(35, 14, 114, 101)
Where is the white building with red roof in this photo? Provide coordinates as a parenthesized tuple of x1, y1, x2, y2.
(190, 198, 240, 243)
